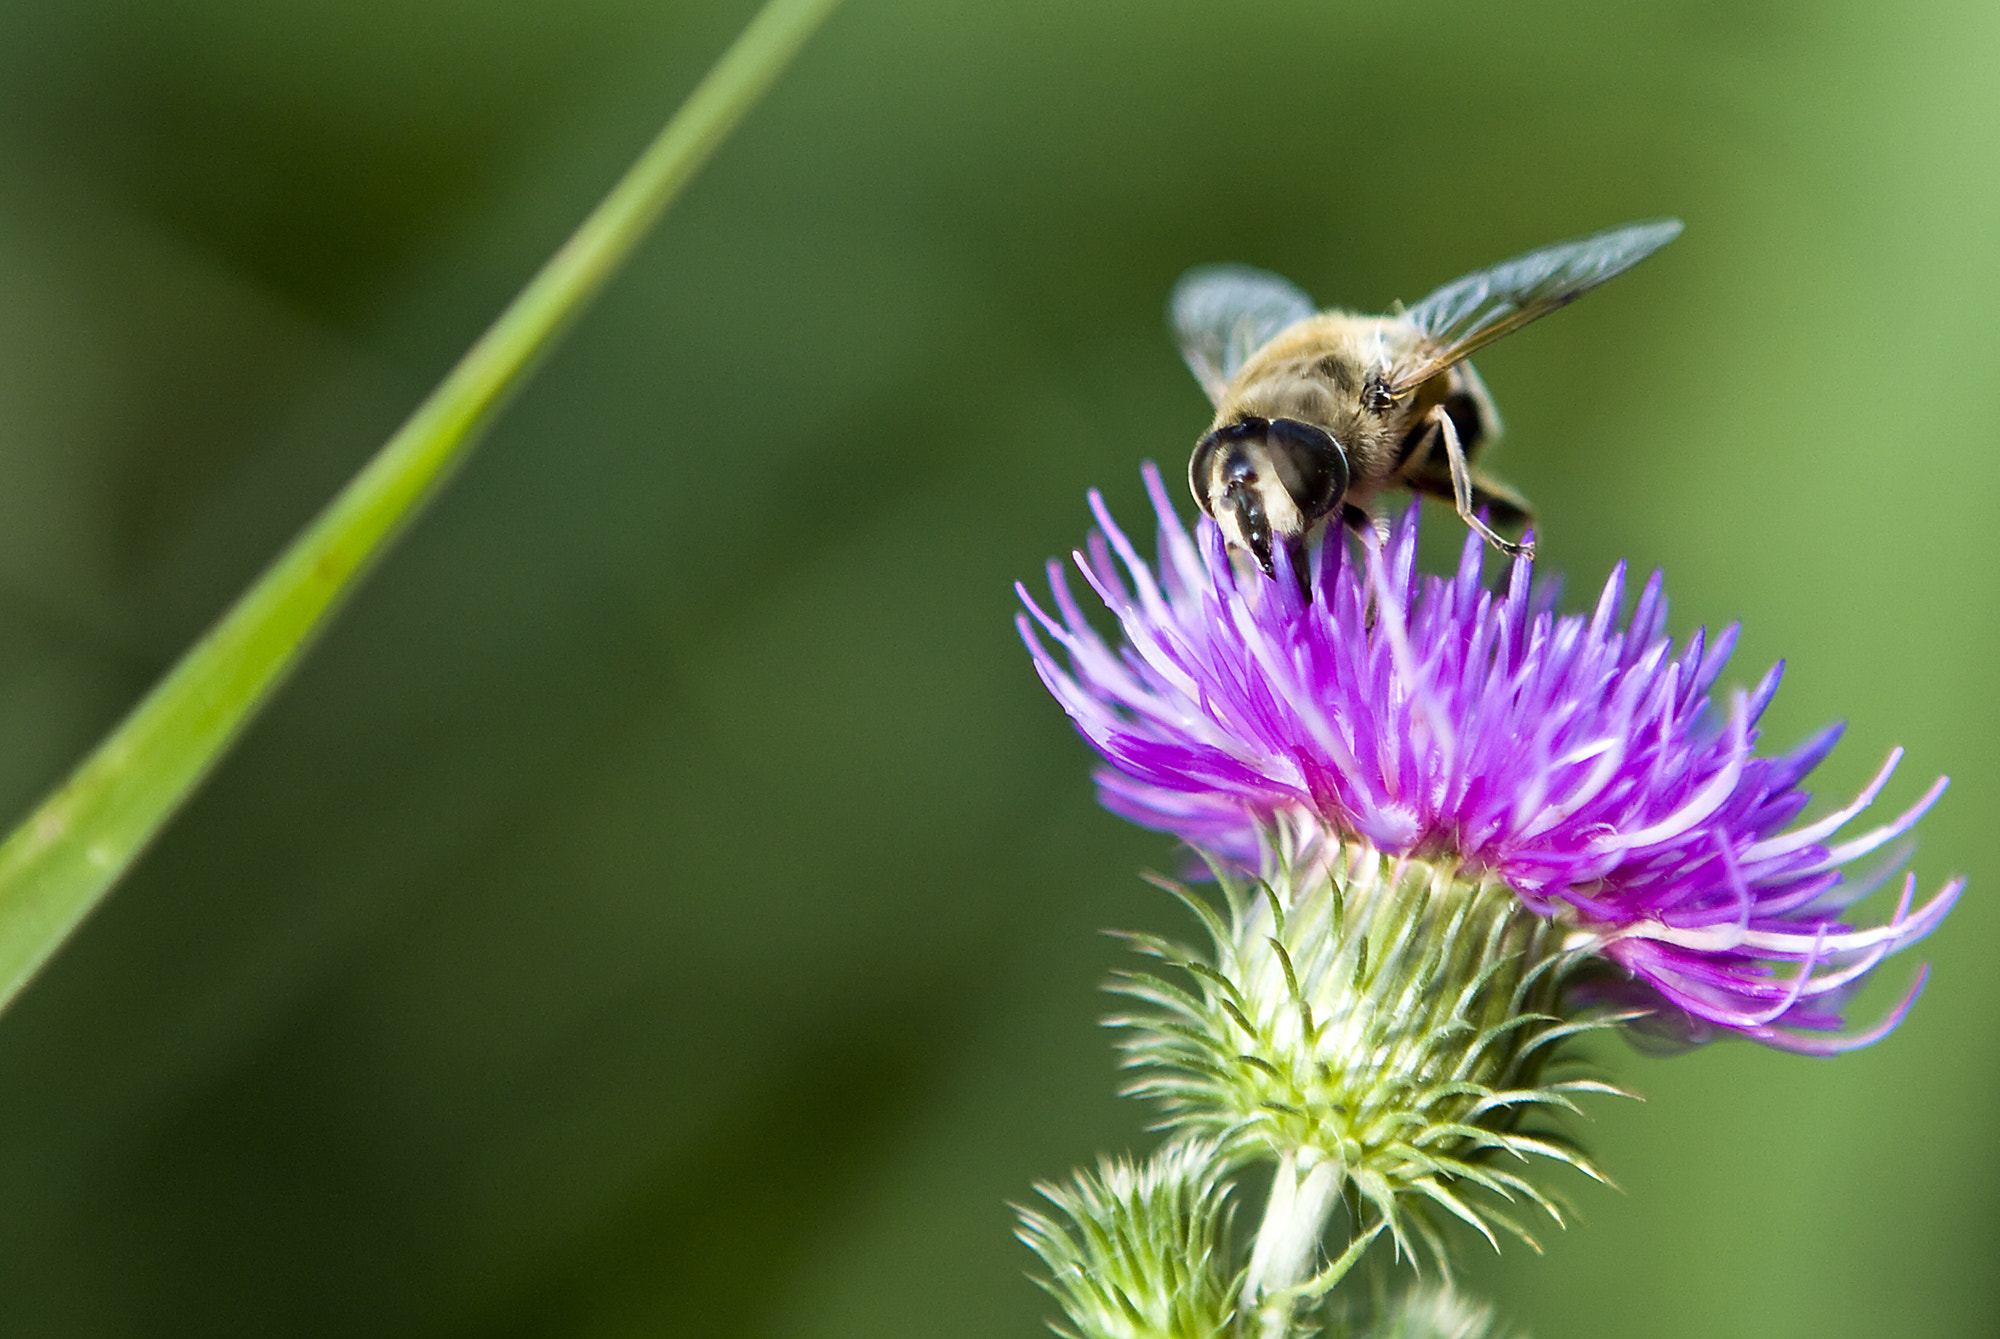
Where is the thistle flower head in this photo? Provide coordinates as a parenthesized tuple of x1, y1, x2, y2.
(1018, 466, 1961, 1054)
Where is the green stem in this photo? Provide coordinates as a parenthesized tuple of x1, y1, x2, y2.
(0, 0, 844, 1013)
(1243, 1153, 1343, 1339)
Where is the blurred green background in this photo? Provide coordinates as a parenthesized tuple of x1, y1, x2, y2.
(0, 0, 1993, 1333)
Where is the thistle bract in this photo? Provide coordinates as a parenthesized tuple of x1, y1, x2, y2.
(1112, 840, 1610, 1260)
(1018, 466, 1960, 1053)
(1016, 1139, 1239, 1339)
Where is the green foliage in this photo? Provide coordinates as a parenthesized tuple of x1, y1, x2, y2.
(0, 0, 842, 1014)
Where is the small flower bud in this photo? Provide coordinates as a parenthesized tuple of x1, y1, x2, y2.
(1015, 1139, 1238, 1339)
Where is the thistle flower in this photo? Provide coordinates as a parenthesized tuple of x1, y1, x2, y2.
(1017, 465, 1960, 1054)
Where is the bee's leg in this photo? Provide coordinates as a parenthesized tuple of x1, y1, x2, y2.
(1432, 404, 1534, 560)
(1465, 469, 1533, 530)
(1279, 534, 1313, 603)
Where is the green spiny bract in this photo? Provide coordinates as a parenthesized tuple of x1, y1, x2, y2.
(1016, 1139, 1240, 1339)
(1108, 836, 1627, 1266)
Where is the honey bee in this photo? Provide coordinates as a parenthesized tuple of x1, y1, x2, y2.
(1174, 219, 1682, 580)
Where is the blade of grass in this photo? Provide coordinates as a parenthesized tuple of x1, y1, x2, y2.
(0, 0, 845, 1012)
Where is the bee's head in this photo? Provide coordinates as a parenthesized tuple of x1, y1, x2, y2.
(1189, 417, 1349, 578)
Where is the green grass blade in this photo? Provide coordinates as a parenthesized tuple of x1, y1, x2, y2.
(0, 0, 844, 1013)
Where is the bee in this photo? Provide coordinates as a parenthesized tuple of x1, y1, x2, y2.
(1174, 218, 1682, 580)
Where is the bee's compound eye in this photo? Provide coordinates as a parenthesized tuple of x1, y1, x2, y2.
(1265, 418, 1350, 524)
(1188, 434, 1220, 513)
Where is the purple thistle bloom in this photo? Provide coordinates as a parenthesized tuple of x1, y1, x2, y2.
(1018, 465, 1961, 1054)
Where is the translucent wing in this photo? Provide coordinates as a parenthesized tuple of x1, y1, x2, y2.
(1170, 264, 1316, 407)
(1388, 218, 1683, 395)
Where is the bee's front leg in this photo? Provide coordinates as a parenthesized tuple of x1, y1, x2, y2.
(1431, 404, 1534, 560)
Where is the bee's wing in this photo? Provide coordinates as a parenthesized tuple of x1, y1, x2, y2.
(1387, 218, 1682, 395)
(1170, 265, 1316, 407)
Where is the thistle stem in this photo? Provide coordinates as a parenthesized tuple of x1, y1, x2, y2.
(1244, 1152, 1343, 1339)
